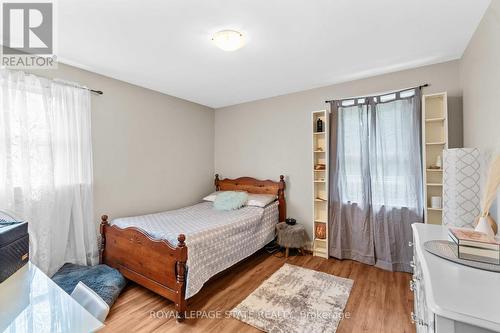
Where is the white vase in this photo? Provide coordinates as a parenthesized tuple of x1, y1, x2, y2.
(431, 196, 442, 209)
(475, 216, 495, 238)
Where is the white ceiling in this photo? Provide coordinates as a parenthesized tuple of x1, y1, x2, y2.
(58, 0, 491, 108)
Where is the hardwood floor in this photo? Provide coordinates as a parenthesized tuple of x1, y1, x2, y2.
(103, 251, 415, 333)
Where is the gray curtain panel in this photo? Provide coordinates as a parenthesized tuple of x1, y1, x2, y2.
(328, 88, 423, 273)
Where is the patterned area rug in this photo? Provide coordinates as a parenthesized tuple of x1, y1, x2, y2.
(231, 263, 353, 333)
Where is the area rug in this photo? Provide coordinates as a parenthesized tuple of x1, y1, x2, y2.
(230, 263, 353, 333)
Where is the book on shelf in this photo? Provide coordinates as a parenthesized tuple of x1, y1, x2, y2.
(448, 227, 500, 265)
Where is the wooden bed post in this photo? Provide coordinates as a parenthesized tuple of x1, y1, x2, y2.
(99, 215, 109, 264)
(214, 174, 220, 190)
(175, 234, 187, 322)
(278, 175, 286, 222)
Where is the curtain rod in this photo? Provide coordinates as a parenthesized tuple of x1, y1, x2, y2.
(42, 80, 103, 95)
(50, 80, 103, 95)
(53, 80, 103, 95)
(89, 89, 103, 95)
(6, 69, 104, 95)
(324, 83, 428, 104)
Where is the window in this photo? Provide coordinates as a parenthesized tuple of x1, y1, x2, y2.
(336, 90, 422, 210)
(7, 88, 53, 190)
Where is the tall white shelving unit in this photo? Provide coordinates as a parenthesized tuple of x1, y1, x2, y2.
(422, 92, 448, 225)
(312, 110, 329, 258)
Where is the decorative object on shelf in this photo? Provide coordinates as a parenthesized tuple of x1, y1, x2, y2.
(443, 148, 481, 228)
(428, 165, 441, 170)
(316, 147, 323, 152)
(276, 222, 306, 258)
(475, 154, 500, 235)
(424, 240, 500, 272)
(430, 196, 442, 209)
(316, 117, 323, 133)
(436, 155, 442, 169)
(285, 218, 296, 226)
(314, 163, 326, 170)
(315, 223, 326, 239)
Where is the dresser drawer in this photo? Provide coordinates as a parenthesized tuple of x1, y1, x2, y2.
(411, 239, 434, 332)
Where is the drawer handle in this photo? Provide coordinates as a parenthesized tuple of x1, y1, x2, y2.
(409, 260, 416, 268)
(409, 241, 413, 247)
(410, 312, 429, 327)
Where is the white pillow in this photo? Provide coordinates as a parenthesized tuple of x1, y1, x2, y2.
(203, 191, 223, 202)
(246, 194, 277, 208)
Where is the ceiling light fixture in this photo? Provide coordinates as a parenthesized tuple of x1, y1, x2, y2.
(211, 30, 245, 51)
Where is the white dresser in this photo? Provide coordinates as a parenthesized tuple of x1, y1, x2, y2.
(411, 224, 500, 333)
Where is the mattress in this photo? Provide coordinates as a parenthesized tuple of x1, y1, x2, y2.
(111, 201, 278, 298)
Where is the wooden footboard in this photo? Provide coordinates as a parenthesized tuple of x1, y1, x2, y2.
(99, 215, 188, 321)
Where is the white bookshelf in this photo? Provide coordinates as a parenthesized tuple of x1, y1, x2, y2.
(422, 92, 448, 225)
(312, 110, 329, 258)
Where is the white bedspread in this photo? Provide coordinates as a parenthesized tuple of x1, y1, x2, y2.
(111, 201, 278, 298)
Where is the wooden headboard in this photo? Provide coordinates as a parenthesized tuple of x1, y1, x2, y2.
(214, 174, 286, 222)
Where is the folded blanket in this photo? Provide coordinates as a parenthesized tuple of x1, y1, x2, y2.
(0, 211, 23, 228)
(0, 221, 22, 228)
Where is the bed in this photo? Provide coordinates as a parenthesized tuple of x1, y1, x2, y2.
(99, 174, 286, 321)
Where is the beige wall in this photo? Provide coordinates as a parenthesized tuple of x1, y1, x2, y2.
(29, 63, 215, 221)
(460, 0, 500, 220)
(215, 60, 461, 240)
(461, 0, 500, 152)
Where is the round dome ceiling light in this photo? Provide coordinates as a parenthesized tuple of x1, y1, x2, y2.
(211, 30, 246, 51)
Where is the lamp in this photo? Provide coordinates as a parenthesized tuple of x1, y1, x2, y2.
(211, 30, 246, 51)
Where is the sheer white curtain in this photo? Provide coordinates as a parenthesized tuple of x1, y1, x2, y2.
(0, 70, 98, 276)
(329, 89, 423, 272)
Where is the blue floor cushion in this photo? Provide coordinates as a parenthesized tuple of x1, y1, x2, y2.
(52, 263, 126, 307)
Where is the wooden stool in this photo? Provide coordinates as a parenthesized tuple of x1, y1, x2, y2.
(276, 222, 306, 258)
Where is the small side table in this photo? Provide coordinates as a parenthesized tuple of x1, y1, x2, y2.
(276, 222, 306, 258)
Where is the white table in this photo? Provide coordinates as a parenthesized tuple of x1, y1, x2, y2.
(412, 224, 500, 332)
(0, 263, 103, 333)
